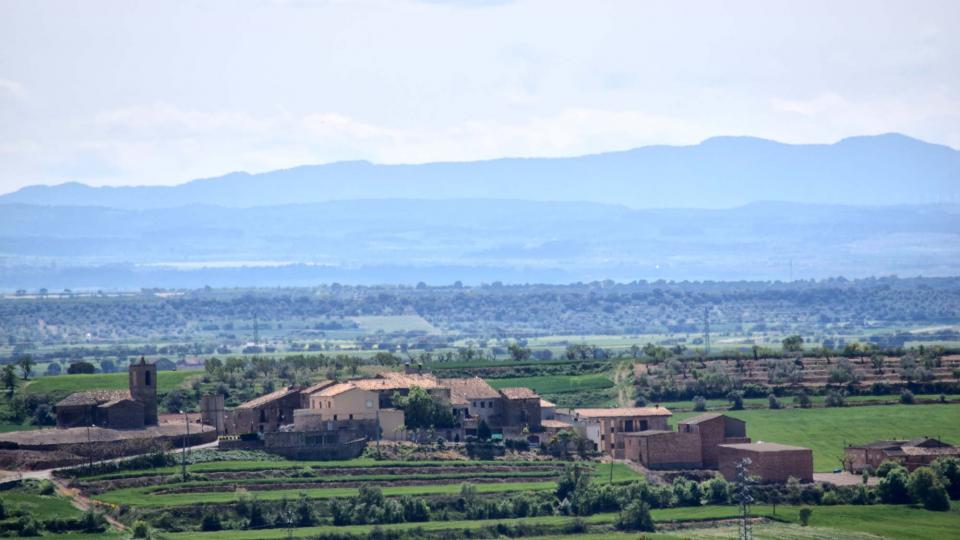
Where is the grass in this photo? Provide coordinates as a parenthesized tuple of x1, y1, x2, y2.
(352, 315, 438, 333)
(97, 480, 559, 507)
(486, 374, 614, 395)
(78, 458, 565, 480)
(157, 504, 960, 540)
(23, 370, 200, 398)
(0, 489, 83, 520)
(660, 394, 960, 412)
(674, 403, 960, 472)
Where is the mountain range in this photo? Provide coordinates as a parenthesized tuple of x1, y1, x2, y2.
(2, 134, 957, 209)
(0, 133, 957, 289)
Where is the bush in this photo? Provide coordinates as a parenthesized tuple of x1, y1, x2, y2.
(908, 467, 951, 511)
(825, 389, 846, 407)
(701, 475, 729, 504)
(616, 500, 655, 532)
(727, 391, 744, 410)
(563, 517, 587, 534)
(17, 516, 39, 537)
(692, 395, 707, 412)
(767, 393, 782, 410)
(931, 456, 960, 500)
(798, 507, 813, 526)
(37, 480, 55, 495)
(899, 389, 915, 404)
(876, 460, 900, 478)
(793, 391, 812, 409)
(131, 520, 150, 538)
(201, 511, 222, 531)
(878, 465, 911, 504)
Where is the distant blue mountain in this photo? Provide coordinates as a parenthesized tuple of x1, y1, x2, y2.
(2, 134, 957, 209)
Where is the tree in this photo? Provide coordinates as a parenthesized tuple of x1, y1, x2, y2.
(45, 362, 62, 376)
(908, 467, 951, 511)
(17, 355, 34, 380)
(825, 389, 846, 407)
(392, 386, 454, 429)
(878, 465, 911, 504)
(727, 391, 744, 410)
(477, 419, 492, 441)
(767, 393, 782, 410)
(798, 507, 813, 526)
(931, 457, 960, 500)
(2, 365, 17, 396)
(508, 343, 532, 362)
(871, 354, 885, 374)
(616, 500, 655, 532)
(782, 335, 804, 352)
(201, 511, 222, 531)
(899, 388, 915, 404)
(100, 359, 117, 373)
(693, 395, 707, 412)
(68, 361, 96, 374)
(162, 389, 187, 413)
(793, 390, 812, 409)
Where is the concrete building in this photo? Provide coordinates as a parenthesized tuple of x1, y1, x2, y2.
(573, 407, 672, 458)
(717, 442, 814, 483)
(844, 438, 960, 472)
(55, 358, 158, 429)
(678, 413, 750, 468)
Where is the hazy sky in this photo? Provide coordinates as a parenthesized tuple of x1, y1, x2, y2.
(1, 0, 958, 193)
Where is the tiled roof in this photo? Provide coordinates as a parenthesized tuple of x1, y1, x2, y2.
(620, 430, 674, 437)
(445, 377, 500, 405)
(352, 372, 442, 391)
(541, 419, 573, 429)
(574, 407, 672, 418)
(301, 380, 335, 395)
(56, 390, 130, 408)
(315, 382, 359, 397)
(99, 398, 142, 409)
(499, 387, 539, 400)
(539, 398, 557, 408)
(235, 386, 300, 409)
(719, 442, 810, 453)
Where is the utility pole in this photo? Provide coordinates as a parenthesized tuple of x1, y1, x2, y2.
(736, 458, 754, 540)
(180, 410, 189, 481)
(703, 306, 711, 356)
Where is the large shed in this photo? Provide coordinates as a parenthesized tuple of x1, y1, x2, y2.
(718, 442, 814, 483)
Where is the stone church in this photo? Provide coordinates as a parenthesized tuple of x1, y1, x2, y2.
(55, 358, 158, 429)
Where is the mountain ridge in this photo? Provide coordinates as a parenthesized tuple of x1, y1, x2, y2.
(2, 133, 957, 209)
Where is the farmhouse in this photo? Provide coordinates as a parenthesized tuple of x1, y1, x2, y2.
(297, 381, 404, 439)
(677, 413, 750, 468)
(572, 406, 672, 458)
(223, 386, 303, 436)
(446, 377, 503, 435)
(55, 358, 158, 429)
(844, 438, 960, 472)
(717, 441, 814, 483)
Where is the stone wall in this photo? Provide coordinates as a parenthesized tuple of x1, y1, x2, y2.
(717, 446, 814, 483)
(622, 431, 702, 469)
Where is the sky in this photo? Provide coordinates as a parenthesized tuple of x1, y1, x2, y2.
(0, 0, 958, 194)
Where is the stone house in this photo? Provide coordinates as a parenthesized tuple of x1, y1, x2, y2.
(844, 438, 960, 472)
(299, 381, 404, 440)
(678, 413, 750, 468)
(445, 377, 503, 435)
(499, 387, 542, 436)
(55, 358, 158, 429)
(717, 442, 814, 483)
(622, 430, 703, 469)
(573, 407, 672, 458)
(224, 386, 302, 435)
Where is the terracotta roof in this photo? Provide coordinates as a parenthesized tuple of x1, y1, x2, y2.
(301, 380, 336, 395)
(499, 387, 539, 400)
(541, 419, 573, 429)
(574, 407, 672, 418)
(445, 377, 500, 405)
(900, 446, 960, 457)
(719, 442, 810, 453)
(539, 398, 556, 408)
(235, 386, 300, 409)
(352, 372, 442, 392)
(56, 390, 130, 408)
(315, 382, 360, 397)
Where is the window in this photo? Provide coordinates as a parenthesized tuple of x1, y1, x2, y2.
(480, 401, 486, 409)
(488, 401, 494, 408)
(145, 371, 152, 386)
(333, 414, 338, 421)
(639, 420, 648, 431)
(349, 414, 353, 420)
(366, 400, 374, 408)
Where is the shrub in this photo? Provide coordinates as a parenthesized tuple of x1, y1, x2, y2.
(876, 460, 900, 478)
(37, 480, 55, 495)
(563, 517, 586, 534)
(131, 520, 150, 538)
(201, 511, 222, 531)
(727, 391, 744, 410)
(878, 465, 911, 504)
(767, 393, 782, 409)
(931, 456, 960, 500)
(899, 389, 915, 404)
(17, 515, 39, 537)
(692, 395, 706, 412)
(793, 391, 812, 409)
(908, 467, 951, 511)
(825, 389, 846, 407)
(701, 475, 729, 504)
(798, 507, 813, 526)
(616, 500, 655, 532)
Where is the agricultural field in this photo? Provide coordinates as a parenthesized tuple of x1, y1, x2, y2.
(0, 480, 119, 538)
(23, 370, 199, 398)
(675, 403, 960, 472)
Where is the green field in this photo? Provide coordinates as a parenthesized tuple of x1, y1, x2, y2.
(158, 505, 960, 540)
(23, 370, 200, 397)
(352, 315, 438, 333)
(486, 374, 614, 395)
(675, 403, 960, 472)
(660, 394, 960, 412)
